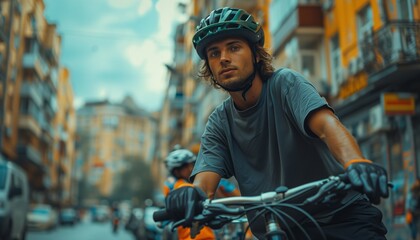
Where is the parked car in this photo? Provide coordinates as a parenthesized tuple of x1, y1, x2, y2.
(59, 208, 78, 226)
(90, 205, 110, 222)
(125, 208, 144, 239)
(0, 159, 30, 240)
(27, 204, 58, 230)
(143, 206, 163, 240)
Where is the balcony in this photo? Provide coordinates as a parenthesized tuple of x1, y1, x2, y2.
(49, 67, 59, 89)
(359, 21, 420, 87)
(40, 124, 54, 144)
(271, 3, 323, 54)
(16, 144, 43, 170)
(19, 115, 42, 137)
(20, 82, 43, 107)
(334, 21, 420, 117)
(23, 51, 49, 80)
(219, 0, 258, 12)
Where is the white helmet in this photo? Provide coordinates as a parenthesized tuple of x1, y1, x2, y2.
(165, 149, 196, 174)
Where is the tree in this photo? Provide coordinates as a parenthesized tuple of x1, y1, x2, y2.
(110, 156, 156, 206)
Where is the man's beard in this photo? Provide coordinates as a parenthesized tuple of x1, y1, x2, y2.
(216, 76, 249, 92)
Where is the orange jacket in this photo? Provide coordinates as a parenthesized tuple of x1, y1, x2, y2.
(163, 178, 216, 240)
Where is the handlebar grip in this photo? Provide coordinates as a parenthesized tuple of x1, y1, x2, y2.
(153, 209, 172, 222)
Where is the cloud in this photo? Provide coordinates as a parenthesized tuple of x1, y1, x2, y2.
(124, 38, 170, 94)
(44, 0, 190, 112)
(137, 0, 153, 16)
(107, 0, 135, 8)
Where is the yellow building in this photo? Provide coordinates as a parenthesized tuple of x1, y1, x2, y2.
(321, 0, 420, 237)
(76, 97, 158, 204)
(53, 68, 76, 206)
(0, 0, 73, 207)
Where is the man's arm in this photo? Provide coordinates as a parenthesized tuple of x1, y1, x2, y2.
(307, 107, 389, 204)
(193, 171, 221, 199)
(306, 107, 363, 165)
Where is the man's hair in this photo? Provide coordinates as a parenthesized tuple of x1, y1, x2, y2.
(197, 44, 275, 89)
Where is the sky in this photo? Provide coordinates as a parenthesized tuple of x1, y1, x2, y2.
(43, 0, 189, 112)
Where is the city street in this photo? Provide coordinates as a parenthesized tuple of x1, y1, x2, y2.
(27, 218, 136, 240)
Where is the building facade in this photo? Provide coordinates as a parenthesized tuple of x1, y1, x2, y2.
(76, 97, 158, 205)
(53, 67, 76, 207)
(321, 0, 420, 238)
(0, 0, 75, 207)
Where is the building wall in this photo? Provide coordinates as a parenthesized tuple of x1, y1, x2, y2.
(323, 1, 420, 239)
(0, 0, 72, 207)
(76, 99, 157, 201)
(53, 67, 76, 206)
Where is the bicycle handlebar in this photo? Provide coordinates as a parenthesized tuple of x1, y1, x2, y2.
(154, 175, 347, 223)
(154, 173, 393, 239)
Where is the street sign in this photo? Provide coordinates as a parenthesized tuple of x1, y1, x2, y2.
(381, 93, 415, 115)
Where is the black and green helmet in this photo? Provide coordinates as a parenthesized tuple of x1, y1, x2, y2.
(192, 7, 264, 59)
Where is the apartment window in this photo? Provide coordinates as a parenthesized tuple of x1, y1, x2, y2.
(14, 35, 20, 50)
(329, 34, 341, 95)
(301, 53, 316, 76)
(20, 97, 41, 121)
(102, 115, 119, 129)
(357, 5, 373, 41)
(398, 0, 413, 20)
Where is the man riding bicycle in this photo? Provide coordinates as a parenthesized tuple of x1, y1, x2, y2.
(164, 7, 389, 239)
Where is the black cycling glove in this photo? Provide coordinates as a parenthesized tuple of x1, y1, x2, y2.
(345, 159, 389, 204)
(165, 186, 207, 226)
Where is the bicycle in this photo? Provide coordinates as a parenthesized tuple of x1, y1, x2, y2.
(154, 174, 391, 240)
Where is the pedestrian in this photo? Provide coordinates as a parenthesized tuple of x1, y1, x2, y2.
(164, 7, 390, 239)
(407, 178, 420, 240)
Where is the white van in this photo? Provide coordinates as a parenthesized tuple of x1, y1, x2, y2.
(0, 159, 30, 240)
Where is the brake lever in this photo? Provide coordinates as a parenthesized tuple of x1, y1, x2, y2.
(304, 177, 344, 204)
(206, 203, 245, 215)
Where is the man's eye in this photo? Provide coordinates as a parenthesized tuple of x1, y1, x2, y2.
(230, 46, 239, 51)
(208, 51, 219, 58)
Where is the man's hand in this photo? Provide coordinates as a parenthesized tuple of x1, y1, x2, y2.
(345, 159, 389, 204)
(165, 186, 207, 226)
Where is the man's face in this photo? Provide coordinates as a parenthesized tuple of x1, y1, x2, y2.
(205, 38, 255, 90)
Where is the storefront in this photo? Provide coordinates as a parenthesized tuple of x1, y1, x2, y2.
(336, 92, 418, 236)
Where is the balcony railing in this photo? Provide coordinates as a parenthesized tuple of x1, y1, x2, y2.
(359, 21, 420, 74)
(16, 144, 43, 168)
(271, 3, 323, 53)
(23, 51, 49, 79)
(20, 82, 43, 107)
(19, 115, 42, 137)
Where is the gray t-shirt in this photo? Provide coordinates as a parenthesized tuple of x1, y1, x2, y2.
(191, 68, 343, 195)
(191, 68, 364, 238)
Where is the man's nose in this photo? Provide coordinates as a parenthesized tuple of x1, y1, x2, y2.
(220, 51, 230, 64)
